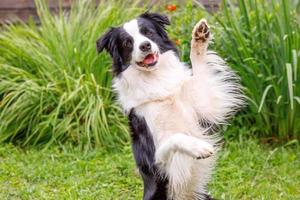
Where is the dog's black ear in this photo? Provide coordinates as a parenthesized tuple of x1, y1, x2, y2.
(111, 45, 124, 70)
(140, 12, 172, 41)
(139, 12, 170, 27)
(96, 28, 126, 74)
(111, 45, 128, 74)
(96, 28, 116, 53)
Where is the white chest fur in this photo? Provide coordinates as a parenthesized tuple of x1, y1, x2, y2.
(113, 51, 191, 113)
(134, 88, 206, 146)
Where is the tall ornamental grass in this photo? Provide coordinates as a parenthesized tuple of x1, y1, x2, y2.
(1, 0, 298, 149)
(214, 0, 300, 139)
(0, 0, 142, 150)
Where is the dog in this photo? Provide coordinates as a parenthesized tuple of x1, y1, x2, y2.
(96, 12, 243, 200)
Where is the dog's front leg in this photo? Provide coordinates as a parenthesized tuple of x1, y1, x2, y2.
(190, 19, 210, 76)
(155, 133, 214, 165)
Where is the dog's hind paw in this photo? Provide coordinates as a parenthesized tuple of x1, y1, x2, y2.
(192, 19, 210, 43)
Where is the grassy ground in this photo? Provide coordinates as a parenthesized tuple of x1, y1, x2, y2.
(0, 139, 299, 200)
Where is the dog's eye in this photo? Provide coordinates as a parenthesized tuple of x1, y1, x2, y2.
(145, 30, 154, 37)
(141, 27, 154, 37)
(123, 39, 133, 48)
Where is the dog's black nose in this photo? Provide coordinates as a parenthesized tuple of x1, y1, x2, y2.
(139, 41, 151, 52)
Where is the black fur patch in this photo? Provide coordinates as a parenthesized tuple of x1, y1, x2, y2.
(138, 12, 178, 55)
(128, 109, 168, 200)
(96, 27, 134, 75)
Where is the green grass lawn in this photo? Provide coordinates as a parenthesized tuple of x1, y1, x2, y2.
(0, 139, 299, 200)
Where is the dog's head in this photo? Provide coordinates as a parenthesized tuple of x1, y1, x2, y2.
(96, 12, 177, 75)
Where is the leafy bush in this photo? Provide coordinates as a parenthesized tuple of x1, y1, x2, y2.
(213, 0, 300, 139)
(0, 0, 211, 149)
(0, 0, 144, 150)
(1, 0, 298, 149)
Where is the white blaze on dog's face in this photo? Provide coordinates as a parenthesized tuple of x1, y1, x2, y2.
(96, 12, 178, 75)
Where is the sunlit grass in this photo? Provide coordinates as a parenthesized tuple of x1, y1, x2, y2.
(0, 138, 298, 199)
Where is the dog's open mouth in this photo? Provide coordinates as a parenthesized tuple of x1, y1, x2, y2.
(136, 53, 159, 68)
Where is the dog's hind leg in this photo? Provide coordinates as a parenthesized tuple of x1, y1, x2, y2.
(129, 110, 169, 200)
(190, 19, 210, 76)
(155, 134, 214, 199)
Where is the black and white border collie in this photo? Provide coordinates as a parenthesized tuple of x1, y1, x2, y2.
(96, 12, 243, 200)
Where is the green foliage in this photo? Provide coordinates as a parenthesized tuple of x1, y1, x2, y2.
(211, 138, 300, 199)
(213, 0, 300, 138)
(0, 139, 299, 199)
(1, 0, 299, 149)
(0, 0, 144, 150)
(166, 2, 208, 62)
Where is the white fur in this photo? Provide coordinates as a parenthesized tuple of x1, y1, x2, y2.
(155, 133, 214, 164)
(113, 19, 243, 200)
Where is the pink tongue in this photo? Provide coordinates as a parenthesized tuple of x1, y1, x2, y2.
(143, 54, 155, 65)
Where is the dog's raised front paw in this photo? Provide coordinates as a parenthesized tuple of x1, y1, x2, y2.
(188, 140, 214, 160)
(192, 19, 210, 43)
